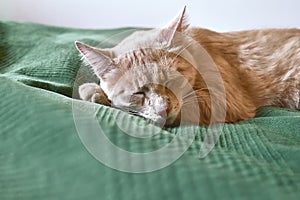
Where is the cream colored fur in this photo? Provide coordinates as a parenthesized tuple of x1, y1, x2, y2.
(76, 6, 299, 126)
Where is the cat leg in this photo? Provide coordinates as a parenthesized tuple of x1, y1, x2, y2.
(78, 83, 111, 106)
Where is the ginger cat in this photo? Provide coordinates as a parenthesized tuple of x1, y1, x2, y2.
(75, 6, 299, 127)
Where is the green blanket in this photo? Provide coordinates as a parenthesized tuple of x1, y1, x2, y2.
(0, 21, 299, 200)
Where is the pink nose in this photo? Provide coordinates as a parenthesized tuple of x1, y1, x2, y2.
(157, 109, 167, 118)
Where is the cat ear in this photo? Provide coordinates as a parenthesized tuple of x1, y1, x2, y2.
(75, 41, 115, 79)
(161, 5, 189, 44)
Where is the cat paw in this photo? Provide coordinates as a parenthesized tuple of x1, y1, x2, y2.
(78, 83, 111, 106)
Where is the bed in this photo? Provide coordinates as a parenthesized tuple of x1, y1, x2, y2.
(0, 21, 299, 200)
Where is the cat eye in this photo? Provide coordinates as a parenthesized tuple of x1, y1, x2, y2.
(130, 92, 146, 105)
(133, 91, 145, 97)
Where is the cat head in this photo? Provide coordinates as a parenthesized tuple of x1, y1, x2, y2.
(75, 6, 194, 126)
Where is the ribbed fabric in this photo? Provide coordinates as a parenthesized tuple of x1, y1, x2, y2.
(0, 21, 299, 200)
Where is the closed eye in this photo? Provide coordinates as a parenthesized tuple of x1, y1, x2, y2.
(130, 91, 146, 105)
(133, 91, 145, 97)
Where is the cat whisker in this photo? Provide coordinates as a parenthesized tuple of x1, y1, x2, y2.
(182, 101, 200, 106)
(181, 94, 210, 105)
(182, 88, 209, 99)
(171, 41, 193, 61)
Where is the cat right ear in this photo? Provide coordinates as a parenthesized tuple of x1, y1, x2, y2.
(161, 5, 189, 45)
(75, 41, 115, 79)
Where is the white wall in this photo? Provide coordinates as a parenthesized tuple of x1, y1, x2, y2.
(0, 0, 299, 31)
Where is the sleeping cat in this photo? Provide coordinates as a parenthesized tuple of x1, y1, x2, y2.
(75, 6, 300, 127)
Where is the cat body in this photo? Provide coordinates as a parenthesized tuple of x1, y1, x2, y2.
(76, 6, 300, 126)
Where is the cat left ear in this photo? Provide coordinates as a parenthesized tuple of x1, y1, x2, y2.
(161, 5, 189, 44)
(75, 41, 115, 80)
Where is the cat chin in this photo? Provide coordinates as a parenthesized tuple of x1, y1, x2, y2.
(152, 115, 179, 127)
(138, 113, 168, 127)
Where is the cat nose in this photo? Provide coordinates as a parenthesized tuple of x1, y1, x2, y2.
(157, 108, 168, 118)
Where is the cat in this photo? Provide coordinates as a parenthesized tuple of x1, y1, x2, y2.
(75, 6, 300, 127)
